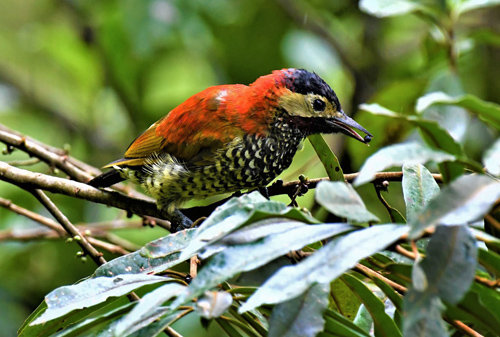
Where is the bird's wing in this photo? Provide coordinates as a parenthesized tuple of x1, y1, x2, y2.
(103, 85, 255, 168)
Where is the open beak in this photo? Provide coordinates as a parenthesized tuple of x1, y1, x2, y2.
(327, 111, 373, 144)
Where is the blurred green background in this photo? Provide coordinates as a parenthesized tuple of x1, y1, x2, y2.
(1, 0, 499, 335)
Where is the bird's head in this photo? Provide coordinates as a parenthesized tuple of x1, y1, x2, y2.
(261, 68, 372, 143)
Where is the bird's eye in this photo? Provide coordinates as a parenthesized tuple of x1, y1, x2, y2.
(312, 99, 326, 112)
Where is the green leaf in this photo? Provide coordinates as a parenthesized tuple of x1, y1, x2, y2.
(402, 163, 440, 223)
(354, 143, 455, 186)
(416, 92, 500, 131)
(18, 298, 126, 337)
(239, 225, 408, 312)
(93, 229, 197, 277)
(308, 134, 345, 182)
(449, 283, 500, 333)
(455, 0, 500, 15)
(316, 181, 380, 223)
(114, 283, 185, 336)
(484, 138, 500, 176)
(422, 226, 477, 303)
(359, 103, 473, 182)
(31, 275, 168, 325)
(408, 174, 500, 239)
(324, 309, 371, 337)
(353, 304, 372, 334)
(268, 282, 329, 337)
(140, 228, 197, 258)
(330, 278, 362, 322)
(51, 303, 135, 337)
(403, 295, 447, 337)
(179, 192, 318, 260)
(173, 222, 355, 311)
(342, 274, 402, 337)
(371, 278, 403, 329)
(359, 0, 423, 17)
(404, 226, 477, 337)
(478, 248, 500, 277)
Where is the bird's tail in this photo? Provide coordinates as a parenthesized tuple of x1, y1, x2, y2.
(88, 169, 125, 188)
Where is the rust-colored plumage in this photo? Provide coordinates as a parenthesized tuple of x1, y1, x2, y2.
(90, 68, 372, 215)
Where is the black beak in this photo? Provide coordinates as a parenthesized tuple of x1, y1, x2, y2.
(327, 111, 373, 144)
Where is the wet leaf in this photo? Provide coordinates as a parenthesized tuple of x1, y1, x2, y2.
(316, 181, 380, 223)
(342, 273, 402, 337)
(269, 282, 329, 337)
(240, 225, 408, 312)
(416, 92, 500, 131)
(402, 163, 440, 223)
(308, 134, 345, 182)
(31, 275, 168, 325)
(173, 222, 355, 311)
(408, 175, 500, 238)
(354, 143, 455, 186)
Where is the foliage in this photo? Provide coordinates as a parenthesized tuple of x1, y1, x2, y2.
(1, 0, 500, 336)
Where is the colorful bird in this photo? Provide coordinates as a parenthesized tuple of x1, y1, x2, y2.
(89, 68, 372, 229)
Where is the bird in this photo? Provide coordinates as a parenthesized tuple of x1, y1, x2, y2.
(89, 68, 372, 229)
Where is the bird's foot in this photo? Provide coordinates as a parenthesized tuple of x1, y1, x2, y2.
(258, 186, 270, 200)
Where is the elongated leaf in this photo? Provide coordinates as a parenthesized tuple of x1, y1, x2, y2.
(354, 143, 455, 186)
(268, 282, 329, 337)
(371, 278, 403, 329)
(239, 225, 408, 312)
(173, 222, 355, 311)
(316, 181, 379, 223)
(32, 275, 168, 325)
(140, 228, 197, 258)
(342, 274, 402, 337)
(94, 229, 197, 277)
(422, 226, 477, 303)
(114, 283, 185, 336)
(408, 175, 500, 238)
(455, 283, 500, 333)
(403, 294, 447, 337)
(324, 309, 370, 336)
(404, 226, 477, 337)
(402, 163, 440, 223)
(180, 192, 318, 260)
(484, 138, 500, 176)
(308, 134, 345, 182)
(416, 92, 500, 130)
(478, 248, 500, 277)
(455, 0, 500, 16)
(359, 103, 473, 182)
(359, 0, 424, 17)
(330, 278, 362, 322)
(51, 303, 135, 337)
(353, 304, 372, 334)
(19, 300, 120, 337)
(322, 315, 370, 337)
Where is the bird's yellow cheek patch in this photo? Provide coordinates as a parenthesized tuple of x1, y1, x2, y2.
(278, 92, 311, 117)
(278, 92, 338, 118)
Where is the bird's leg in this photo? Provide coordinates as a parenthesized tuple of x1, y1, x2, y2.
(168, 208, 194, 232)
(258, 186, 270, 200)
(230, 191, 242, 198)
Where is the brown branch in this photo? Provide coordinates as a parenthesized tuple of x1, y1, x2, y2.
(355, 263, 407, 294)
(0, 129, 92, 182)
(447, 319, 484, 337)
(0, 196, 67, 236)
(29, 188, 107, 265)
(0, 161, 169, 224)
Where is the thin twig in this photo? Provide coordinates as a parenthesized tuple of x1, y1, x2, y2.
(447, 319, 484, 337)
(355, 263, 407, 293)
(30, 188, 107, 265)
